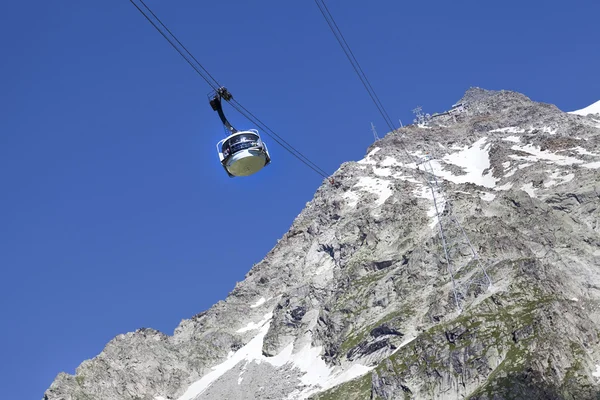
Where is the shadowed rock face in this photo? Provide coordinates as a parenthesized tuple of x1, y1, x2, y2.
(44, 88, 600, 400)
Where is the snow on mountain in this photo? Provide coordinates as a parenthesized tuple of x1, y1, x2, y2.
(569, 99, 600, 116)
(172, 310, 374, 400)
(44, 88, 600, 400)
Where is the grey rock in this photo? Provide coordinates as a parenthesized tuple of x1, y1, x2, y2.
(45, 88, 600, 400)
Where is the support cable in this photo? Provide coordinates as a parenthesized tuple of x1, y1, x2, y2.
(313, 0, 492, 310)
(314, 0, 396, 132)
(129, 0, 330, 179)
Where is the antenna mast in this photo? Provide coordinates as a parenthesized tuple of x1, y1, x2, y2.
(412, 106, 425, 126)
(371, 122, 379, 141)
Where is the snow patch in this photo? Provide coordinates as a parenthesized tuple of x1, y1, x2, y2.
(521, 183, 537, 198)
(502, 135, 521, 143)
(343, 191, 359, 208)
(496, 182, 513, 191)
(393, 174, 420, 183)
(286, 361, 373, 400)
(357, 147, 381, 165)
(286, 344, 331, 386)
(593, 364, 600, 378)
(490, 127, 525, 134)
(439, 137, 497, 188)
(480, 192, 496, 202)
(388, 336, 418, 358)
(510, 143, 584, 166)
(544, 171, 575, 188)
(250, 297, 266, 308)
(178, 313, 273, 400)
(414, 184, 446, 229)
(583, 162, 600, 169)
(571, 146, 599, 157)
(257, 333, 372, 399)
(236, 313, 272, 333)
(381, 156, 401, 167)
(237, 360, 251, 385)
(373, 167, 392, 177)
(537, 126, 557, 135)
(176, 310, 374, 400)
(426, 137, 498, 188)
(353, 177, 392, 206)
(391, 138, 498, 188)
(327, 364, 373, 387)
(569, 100, 600, 116)
(502, 161, 511, 169)
(571, 298, 579, 302)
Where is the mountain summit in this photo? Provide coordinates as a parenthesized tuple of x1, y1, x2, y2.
(45, 88, 600, 400)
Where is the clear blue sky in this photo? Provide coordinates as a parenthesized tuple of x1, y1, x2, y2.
(0, 1, 598, 398)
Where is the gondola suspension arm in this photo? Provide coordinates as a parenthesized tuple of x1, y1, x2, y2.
(209, 87, 238, 135)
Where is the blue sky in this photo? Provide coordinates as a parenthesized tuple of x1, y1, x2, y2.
(0, 0, 598, 398)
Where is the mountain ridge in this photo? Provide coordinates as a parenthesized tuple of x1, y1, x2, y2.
(45, 88, 600, 400)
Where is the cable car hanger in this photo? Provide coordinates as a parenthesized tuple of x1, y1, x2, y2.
(128, 0, 331, 182)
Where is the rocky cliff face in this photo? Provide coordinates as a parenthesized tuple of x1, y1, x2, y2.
(44, 88, 600, 400)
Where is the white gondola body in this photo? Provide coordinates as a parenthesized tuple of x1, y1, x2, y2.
(216, 130, 271, 177)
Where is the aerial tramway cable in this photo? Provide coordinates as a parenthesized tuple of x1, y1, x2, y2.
(129, 0, 330, 180)
(313, 0, 396, 133)
(314, 0, 426, 166)
(313, 1, 474, 309)
(129, 0, 220, 91)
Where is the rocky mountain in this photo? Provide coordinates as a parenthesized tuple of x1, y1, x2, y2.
(44, 88, 600, 400)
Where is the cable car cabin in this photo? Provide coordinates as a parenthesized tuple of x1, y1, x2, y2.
(216, 130, 271, 177)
